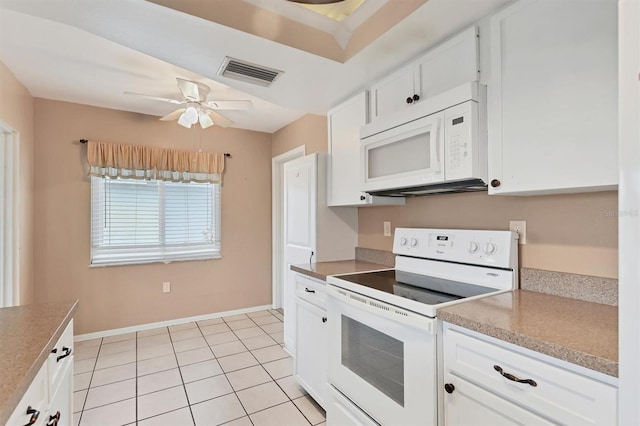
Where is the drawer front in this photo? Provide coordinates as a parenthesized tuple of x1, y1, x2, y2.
(49, 361, 73, 426)
(7, 362, 49, 426)
(443, 325, 617, 425)
(295, 274, 326, 309)
(48, 319, 74, 396)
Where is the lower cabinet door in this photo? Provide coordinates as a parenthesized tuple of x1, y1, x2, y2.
(444, 376, 554, 426)
(48, 360, 73, 426)
(294, 297, 328, 408)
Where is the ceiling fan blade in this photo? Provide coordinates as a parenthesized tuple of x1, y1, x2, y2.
(124, 92, 184, 105)
(208, 111, 234, 128)
(160, 109, 185, 121)
(177, 78, 210, 102)
(205, 100, 253, 110)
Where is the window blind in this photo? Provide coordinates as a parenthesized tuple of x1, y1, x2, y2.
(91, 176, 221, 266)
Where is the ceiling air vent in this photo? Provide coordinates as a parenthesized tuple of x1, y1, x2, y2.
(217, 57, 283, 87)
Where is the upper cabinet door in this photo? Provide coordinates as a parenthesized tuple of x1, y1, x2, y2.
(414, 27, 479, 102)
(369, 27, 479, 123)
(369, 68, 416, 121)
(488, 0, 618, 195)
(327, 92, 405, 207)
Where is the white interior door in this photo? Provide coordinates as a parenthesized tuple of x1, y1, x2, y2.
(282, 153, 317, 354)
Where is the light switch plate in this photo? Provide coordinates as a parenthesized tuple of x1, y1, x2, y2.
(384, 221, 392, 237)
(163, 281, 171, 293)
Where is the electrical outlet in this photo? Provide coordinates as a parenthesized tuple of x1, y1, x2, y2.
(163, 281, 171, 293)
(384, 221, 392, 237)
(509, 220, 527, 244)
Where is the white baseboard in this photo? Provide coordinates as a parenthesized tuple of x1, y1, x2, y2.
(74, 304, 274, 342)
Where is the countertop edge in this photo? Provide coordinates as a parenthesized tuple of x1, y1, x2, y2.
(438, 310, 618, 378)
(0, 300, 78, 425)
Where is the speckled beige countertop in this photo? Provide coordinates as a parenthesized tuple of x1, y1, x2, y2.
(438, 290, 618, 377)
(291, 260, 390, 281)
(0, 301, 78, 425)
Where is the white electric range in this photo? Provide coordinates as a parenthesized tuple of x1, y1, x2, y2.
(325, 228, 518, 426)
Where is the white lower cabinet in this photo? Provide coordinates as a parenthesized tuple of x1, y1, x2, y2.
(294, 274, 328, 409)
(442, 323, 618, 426)
(7, 320, 74, 426)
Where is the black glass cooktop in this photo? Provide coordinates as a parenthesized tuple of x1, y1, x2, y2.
(335, 269, 496, 306)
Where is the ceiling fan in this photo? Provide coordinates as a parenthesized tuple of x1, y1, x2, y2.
(126, 78, 253, 129)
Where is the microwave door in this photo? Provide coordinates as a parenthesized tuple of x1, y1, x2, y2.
(361, 112, 445, 193)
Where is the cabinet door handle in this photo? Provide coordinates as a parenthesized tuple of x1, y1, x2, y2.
(490, 179, 501, 188)
(47, 411, 61, 426)
(406, 97, 414, 104)
(24, 406, 40, 426)
(322, 317, 327, 323)
(444, 383, 455, 394)
(413, 94, 420, 102)
(360, 195, 366, 201)
(56, 346, 72, 362)
(493, 365, 537, 387)
(304, 288, 315, 294)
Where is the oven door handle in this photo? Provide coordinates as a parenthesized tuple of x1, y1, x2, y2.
(327, 285, 434, 334)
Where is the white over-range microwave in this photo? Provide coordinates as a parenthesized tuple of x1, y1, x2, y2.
(360, 82, 487, 196)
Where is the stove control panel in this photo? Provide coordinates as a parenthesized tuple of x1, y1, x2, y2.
(393, 228, 518, 269)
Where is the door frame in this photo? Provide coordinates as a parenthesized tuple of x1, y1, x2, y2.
(618, 0, 640, 423)
(272, 145, 306, 309)
(0, 121, 20, 307)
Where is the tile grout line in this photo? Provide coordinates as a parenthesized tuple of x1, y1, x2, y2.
(168, 324, 198, 426)
(77, 337, 103, 425)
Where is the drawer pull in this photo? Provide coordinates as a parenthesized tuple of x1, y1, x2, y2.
(24, 406, 40, 426)
(322, 317, 327, 323)
(47, 411, 60, 426)
(493, 365, 537, 387)
(56, 346, 72, 362)
(304, 288, 316, 294)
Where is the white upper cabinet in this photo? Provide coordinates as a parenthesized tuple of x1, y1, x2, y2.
(487, 0, 618, 195)
(370, 27, 479, 122)
(327, 91, 405, 207)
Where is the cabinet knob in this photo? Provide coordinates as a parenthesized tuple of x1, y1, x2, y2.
(413, 94, 420, 102)
(56, 346, 72, 362)
(47, 411, 61, 426)
(490, 179, 501, 188)
(360, 195, 366, 201)
(25, 406, 40, 425)
(444, 383, 455, 394)
(322, 317, 327, 323)
(406, 97, 413, 104)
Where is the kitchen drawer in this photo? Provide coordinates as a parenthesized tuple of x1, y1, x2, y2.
(48, 319, 74, 397)
(443, 324, 617, 425)
(7, 362, 48, 426)
(49, 361, 73, 426)
(295, 274, 326, 309)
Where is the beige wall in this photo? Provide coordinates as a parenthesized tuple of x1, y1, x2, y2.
(359, 191, 618, 279)
(271, 113, 327, 158)
(0, 60, 34, 305)
(33, 99, 273, 334)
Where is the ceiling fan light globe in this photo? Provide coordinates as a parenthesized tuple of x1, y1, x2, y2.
(199, 111, 215, 129)
(177, 112, 193, 128)
(183, 106, 199, 124)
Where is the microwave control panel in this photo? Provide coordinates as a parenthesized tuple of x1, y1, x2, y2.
(444, 100, 477, 181)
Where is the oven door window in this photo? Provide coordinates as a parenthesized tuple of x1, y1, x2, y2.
(341, 315, 404, 406)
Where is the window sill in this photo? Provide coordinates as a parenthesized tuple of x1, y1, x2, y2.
(89, 254, 222, 268)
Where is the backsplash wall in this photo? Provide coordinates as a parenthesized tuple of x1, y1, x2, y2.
(358, 190, 618, 279)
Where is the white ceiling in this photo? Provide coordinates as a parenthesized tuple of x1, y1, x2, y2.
(0, 0, 510, 134)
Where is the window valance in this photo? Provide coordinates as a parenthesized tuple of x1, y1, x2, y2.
(87, 140, 225, 183)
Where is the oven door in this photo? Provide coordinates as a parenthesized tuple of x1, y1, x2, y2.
(326, 284, 437, 426)
(361, 111, 445, 193)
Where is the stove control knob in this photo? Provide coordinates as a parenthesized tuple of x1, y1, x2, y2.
(468, 241, 479, 254)
(484, 242, 497, 255)
(410, 238, 418, 247)
(400, 237, 407, 246)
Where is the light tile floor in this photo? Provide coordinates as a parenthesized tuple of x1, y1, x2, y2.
(73, 309, 326, 426)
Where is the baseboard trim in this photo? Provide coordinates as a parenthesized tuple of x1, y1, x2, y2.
(74, 304, 274, 342)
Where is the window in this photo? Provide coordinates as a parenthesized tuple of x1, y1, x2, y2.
(90, 176, 221, 266)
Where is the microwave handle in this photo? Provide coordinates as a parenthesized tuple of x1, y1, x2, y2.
(432, 116, 442, 173)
